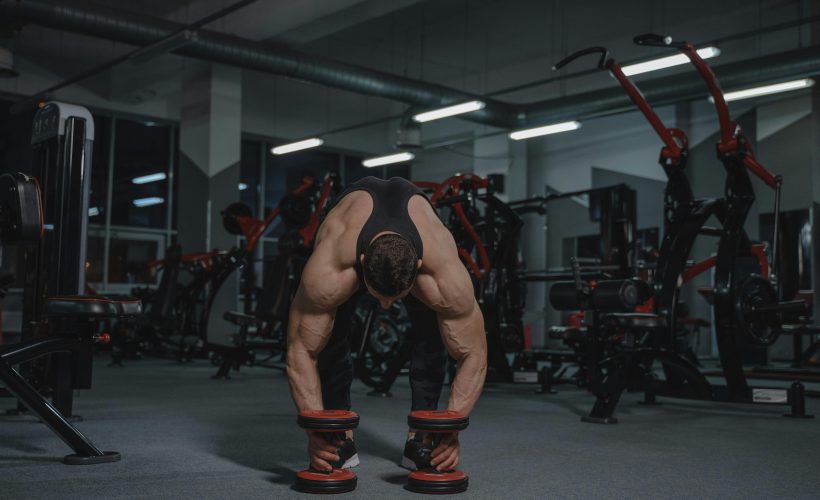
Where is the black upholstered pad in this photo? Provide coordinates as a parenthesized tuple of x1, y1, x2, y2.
(45, 295, 142, 318)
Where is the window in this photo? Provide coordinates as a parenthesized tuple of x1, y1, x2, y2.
(240, 139, 262, 213)
(88, 115, 111, 223)
(111, 119, 171, 229)
(106, 234, 162, 285)
(343, 154, 372, 183)
(0, 99, 34, 175)
(263, 147, 340, 240)
(386, 163, 410, 179)
(86, 232, 106, 285)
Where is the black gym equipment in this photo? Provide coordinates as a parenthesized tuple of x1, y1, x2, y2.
(294, 409, 359, 494)
(116, 243, 206, 364)
(208, 173, 338, 379)
(405, 410, 470, 494)
(548, 36, 812, 422)
(1, 102, 142, 464)
(351, 174, 526, 393)
(350, 174, 639, 393)
(351, 296, 410, 394)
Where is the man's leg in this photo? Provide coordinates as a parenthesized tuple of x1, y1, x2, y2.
(402, 295, 448, 469)
(316, 291, 362, 468)
(317, 292, 361, 410)
(404, 295, 447, 410)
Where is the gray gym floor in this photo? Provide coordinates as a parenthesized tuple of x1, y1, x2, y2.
(1, 357, 819, 499)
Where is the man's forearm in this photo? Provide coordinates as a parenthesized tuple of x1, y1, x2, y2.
(448, 349, 487, 414)
(286, 344, 324, 412)
(286, 312, 326, 412)
(447, 312, 487, 414)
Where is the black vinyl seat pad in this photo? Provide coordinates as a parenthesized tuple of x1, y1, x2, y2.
(45, 295, 142, 318)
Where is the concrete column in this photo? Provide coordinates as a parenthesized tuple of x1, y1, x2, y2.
(178, 63, 242, 346)
(178, 63, 242, 254)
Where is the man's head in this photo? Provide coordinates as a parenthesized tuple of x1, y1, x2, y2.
(361, 233, 420, 307)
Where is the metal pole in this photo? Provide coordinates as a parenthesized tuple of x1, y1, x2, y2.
(102, 118, 116, 291)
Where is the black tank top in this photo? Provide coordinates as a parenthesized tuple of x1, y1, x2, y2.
(322, 177, 429, 279)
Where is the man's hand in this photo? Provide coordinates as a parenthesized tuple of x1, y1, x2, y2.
(430, 432, 459, 471)
(307, 431, 343, 472)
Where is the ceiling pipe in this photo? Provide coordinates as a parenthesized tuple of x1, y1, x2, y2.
(3, 0, 820, 132)
(0, 0, 518, 128)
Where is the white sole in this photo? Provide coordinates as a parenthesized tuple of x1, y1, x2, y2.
(400, 456, 417, 471)
(342, 453, 360, 469)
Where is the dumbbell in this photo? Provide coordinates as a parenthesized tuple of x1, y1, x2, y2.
(295, 410, 359, 494)
(406, 410, 470, 494)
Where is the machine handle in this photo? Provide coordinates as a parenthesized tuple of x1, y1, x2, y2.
(553, 47, 609, 71)
(633, 33, 681, 48)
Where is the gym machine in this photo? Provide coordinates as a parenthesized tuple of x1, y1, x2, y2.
(511, 183, 639, 388)
(547, 35, 811, 422)
(352, 173, 556, 393)
(0, 102, 141, 463)
(208, 172, 338, 378)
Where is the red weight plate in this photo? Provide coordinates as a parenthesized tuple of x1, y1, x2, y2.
(295, 468, 357, 494)
(408, 410, 469, 432)
(297, 469, 356, 482)
(409, 410, 467, 421)
(407, 469, 469, 494)
(409, 470, 467, 482)
(299, 409, 358, 420)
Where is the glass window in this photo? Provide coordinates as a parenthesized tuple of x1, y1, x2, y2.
(172, 127, 179, 231)
(0, 99, 34, 176)
(263, 147, 340, 239)
(343, 154, 374, 183)
(240, 139, 261, 213)
(86, 232, 106, 286)
(263, 237, 279, 258)
(88, 115, 111, 223)
(111, 119, 171, 229)
(386, 163, 410, 179)
(107, 235, 160, 284)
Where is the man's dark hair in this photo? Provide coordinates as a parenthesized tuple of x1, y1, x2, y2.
(362, 234, 418, 297)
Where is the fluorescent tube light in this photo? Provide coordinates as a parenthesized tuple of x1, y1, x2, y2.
(271, 138, 323, 155)
(413, 100, 486, 123)
(715, 78, 815, 103)
(362, 152, 415, 168)
(132, 172, 167, 184)
(238, 183, 248, 191)
(133, 197, 165, 207)
(622, 46, 721, 76)
(509, 121, 581, 141)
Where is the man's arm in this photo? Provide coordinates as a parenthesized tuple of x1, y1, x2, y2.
(412, 262, 486, 472)
(286, 243, 358, 412)
(414, 263, 487, 415)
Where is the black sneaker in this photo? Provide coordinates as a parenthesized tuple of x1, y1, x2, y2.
(338, 438, 359, 469)
(401, 435, 432, 471)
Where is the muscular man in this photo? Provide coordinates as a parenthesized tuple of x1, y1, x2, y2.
(286, 176, 487, 474)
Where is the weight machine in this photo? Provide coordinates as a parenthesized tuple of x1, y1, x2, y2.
(547, 35, 811, 422)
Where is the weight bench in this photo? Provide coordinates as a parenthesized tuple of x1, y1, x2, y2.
(0, 295, 141, 464)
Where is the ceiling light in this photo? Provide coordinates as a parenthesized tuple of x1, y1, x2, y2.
(271, 138, 323, 155)
(88, 207, 101, 217)
(132, 172, 167, 184)
(133, 197, 164, 207)
(714, 78, 815, 103)
(622, 46, 721, 77)
(238, 182, 248, 191)
(362, 152, 415, 168)
(509, 121, 581, 141)
(413, 101, 486, 123)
